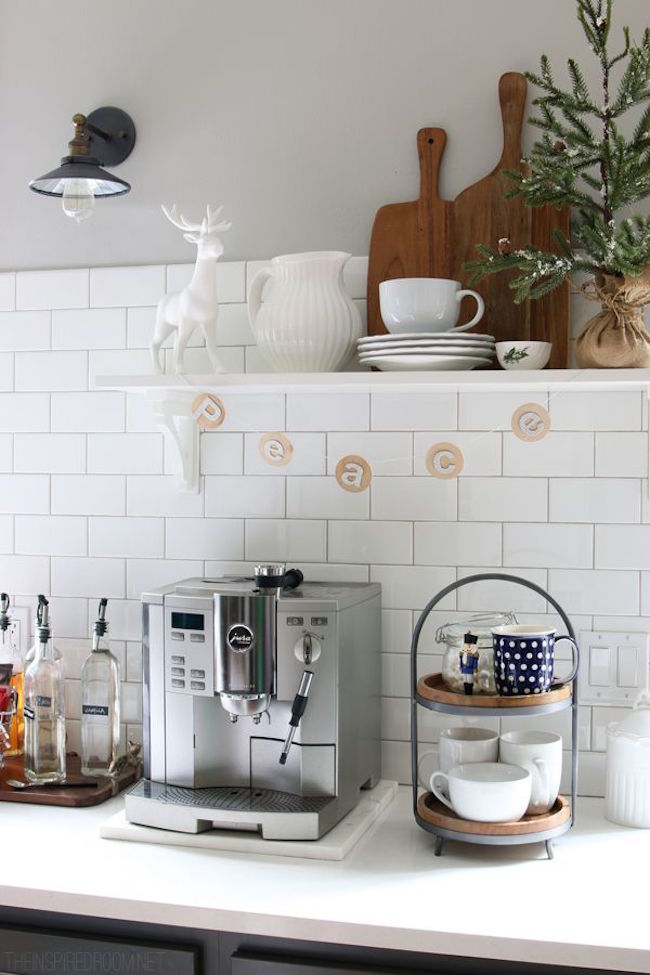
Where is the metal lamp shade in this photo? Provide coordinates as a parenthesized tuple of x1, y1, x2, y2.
(29, 156, 130, 197)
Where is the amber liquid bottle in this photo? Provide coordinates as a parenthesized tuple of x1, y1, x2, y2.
(0, 594, 24, 756)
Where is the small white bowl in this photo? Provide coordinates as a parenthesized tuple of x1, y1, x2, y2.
(496, 341, 552, 370)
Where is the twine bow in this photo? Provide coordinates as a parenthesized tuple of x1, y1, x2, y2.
(578, 276, 650, 328)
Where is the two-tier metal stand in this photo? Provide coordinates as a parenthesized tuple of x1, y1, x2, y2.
(411, 573, 579, 860)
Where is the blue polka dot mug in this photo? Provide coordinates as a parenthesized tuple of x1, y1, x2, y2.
(491, 626, 579, 697)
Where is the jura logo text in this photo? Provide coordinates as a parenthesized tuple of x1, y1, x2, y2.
(227, 624, 254, 653)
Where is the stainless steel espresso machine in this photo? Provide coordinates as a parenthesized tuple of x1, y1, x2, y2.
(125, 566, 382, 840)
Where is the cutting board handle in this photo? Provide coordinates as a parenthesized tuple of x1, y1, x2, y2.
(417, 127, 447, 204)
(498, 72, 527, 169)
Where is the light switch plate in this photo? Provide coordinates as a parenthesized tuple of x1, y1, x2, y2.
(579, 630, 650, 704)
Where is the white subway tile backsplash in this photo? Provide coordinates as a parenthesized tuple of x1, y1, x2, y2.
(17, 269, 88, 310)
(218, 394, 284, 432)
(89, 517, 164, 559)
(591, 706, 629, 752)
(459, 477, 547, 522)
(217, 304, 255, 346)
(287, 477, 369, 520)
(0, 273, 15, 311)
(15, 516, 86, 557)
(0, 556, 49, 595)
(503, 523, 594, 569)
(549, 569, 640, 616)
(52, 475, 125, 516)
(371, 477, 457, 522)
(551, 391, 643, 431)
(52, 557, 125, 598)
(371, 392, 457, 431)
(287, 392, 369, 431)
(0, 311, 50, 351)
(414, 431, 501, 477)
(0, 394, 50, 433)
(90, 265, 165, 307)
(126, 394, 159, 433)
(595, 433, 648, 477)
(99, 598, 141, 641)
(166, 518, 244, 560)
(48, 597, 89, 640)
(200, 433, 244, 475)
(245, 520, 327, 562)
(459, 392, 549, 431)
(15, 351, 87, 392)
(503, 432, 594, 477)
(329, 520, 412, 565)
(415, 522, 501, 568)
(126, 307, 157, 349)
(88, 434, 163, 474)
(549, 478, 641, 524)
(127, 475, 204, 517)
(205, 475, 285, 518)
(122, 682, 142, 723)
(370, 565, 456, 611)
(382, 609, 413, 654)
(52, 308, 127, 350)
(456, 567, 548, 612)
(165, 346, 245, 375)
(327, 433, 411, 476)
(13, 434, 85, 474)
(52, 392, 125, 433)
(88, 350, 151, 386)
(126, 559, 203, 599)
(244, 432, 325, 476)
(596, 525, 650, 570)
(0, 475, 49, 514)
(290, 562, 369, 583)
(0, 516, 12, 553)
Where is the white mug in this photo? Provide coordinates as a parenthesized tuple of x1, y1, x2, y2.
(379, 278, 485, 335)
(417, 727, 498, 787)
(430, 762, 531, 823)
(499, 730, 563, 815)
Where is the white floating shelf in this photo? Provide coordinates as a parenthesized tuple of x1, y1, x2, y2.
(96, 368, 650, 395)
(95, 370, 650, 493)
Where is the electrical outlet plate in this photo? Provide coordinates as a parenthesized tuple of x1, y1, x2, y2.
(11, 605, 31, 658)
(579, 630, 650, 705)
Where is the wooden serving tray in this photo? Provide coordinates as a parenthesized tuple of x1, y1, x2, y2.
(417, 672, 572, 709)
(0, 753, 140, 807)
(417, 792, 570, 836)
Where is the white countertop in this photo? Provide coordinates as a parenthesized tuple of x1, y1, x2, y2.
(1, 788, 648, 972)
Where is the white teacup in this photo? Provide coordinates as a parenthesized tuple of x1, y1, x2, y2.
(430, 762, 531, 823)
(499, 730, 563, 815)
(418, 727, 498, 786)
(379, 278, 485, 335)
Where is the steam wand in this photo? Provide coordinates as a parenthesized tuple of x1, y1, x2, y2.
(279, 670, 313, 765)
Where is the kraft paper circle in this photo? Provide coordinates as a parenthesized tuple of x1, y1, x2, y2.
(425, 442, 464, 479)
(191, 393, 226, 431)
(512, 403, 551, 442)
(335, 455, 372, 493)
(259, 432, 294, 467)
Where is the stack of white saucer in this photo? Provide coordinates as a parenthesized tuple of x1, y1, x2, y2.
(357, 332, 496, 372)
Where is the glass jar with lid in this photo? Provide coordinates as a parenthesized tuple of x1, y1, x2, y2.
(437, 612, 518, 694)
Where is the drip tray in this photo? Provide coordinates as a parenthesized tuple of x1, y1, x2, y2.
(102, 780, 397, 860)
(128, 779, 333, 814)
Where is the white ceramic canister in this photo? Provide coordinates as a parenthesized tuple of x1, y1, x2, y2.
(247, 251, 362, 372)
(606, 691, 650, 828)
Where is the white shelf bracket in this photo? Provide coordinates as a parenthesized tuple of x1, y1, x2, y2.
(147, 390, 200, 493)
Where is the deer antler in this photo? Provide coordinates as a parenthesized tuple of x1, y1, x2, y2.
(161, 204, 203, 233)
(206, 204, 232, 234)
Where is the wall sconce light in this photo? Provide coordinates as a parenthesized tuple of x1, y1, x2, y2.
(29, 106, 136, 223)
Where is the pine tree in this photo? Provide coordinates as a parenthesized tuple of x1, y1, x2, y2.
(467, 0, 650, 303)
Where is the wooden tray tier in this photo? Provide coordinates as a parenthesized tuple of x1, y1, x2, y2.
(417, 672, 572, 712)
(417, 792, 570, 837)
(0, 753, 139, 807)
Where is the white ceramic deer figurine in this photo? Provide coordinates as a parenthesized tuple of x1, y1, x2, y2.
(151, 204, 232, 374)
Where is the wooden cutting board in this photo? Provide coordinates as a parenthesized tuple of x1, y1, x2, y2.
(0, 753, 139, 807)
(366, 127, 454, 338)
(452, 71, 570, 367)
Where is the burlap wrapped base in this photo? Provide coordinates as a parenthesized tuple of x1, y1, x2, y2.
(576, 269, 650, 368)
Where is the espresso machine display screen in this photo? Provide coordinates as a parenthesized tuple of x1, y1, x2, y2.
(171, 612, 204, 631)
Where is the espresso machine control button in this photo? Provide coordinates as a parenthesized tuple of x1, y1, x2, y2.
(171, 666, 185, 676)
(190, 633, 205, 643)
(190, 681, 205, 691)
(171, 632, 185, 641)
(190, 669, 205, 678)
(294, 632, 322, 665)
(171, 678, 185, 688)
(171, 655, 185, 664)
(311, 617, 328, 627)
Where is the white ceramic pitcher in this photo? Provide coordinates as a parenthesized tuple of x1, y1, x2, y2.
(247, 251, 362, 372)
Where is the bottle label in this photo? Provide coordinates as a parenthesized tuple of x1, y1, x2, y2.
(35, 695, 52, 707)
(24, 705, 34, 720)
(82, 705, 109, 716)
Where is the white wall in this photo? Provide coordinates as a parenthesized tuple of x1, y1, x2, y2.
(3, 0, 649, 269)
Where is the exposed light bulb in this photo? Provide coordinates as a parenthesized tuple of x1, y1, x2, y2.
(61, 179, 95, 223)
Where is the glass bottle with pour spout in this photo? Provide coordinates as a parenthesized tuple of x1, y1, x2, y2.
(81, 598, 120, 776)
(24, 595, 66, 783)
(0, 594, 24, 755)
